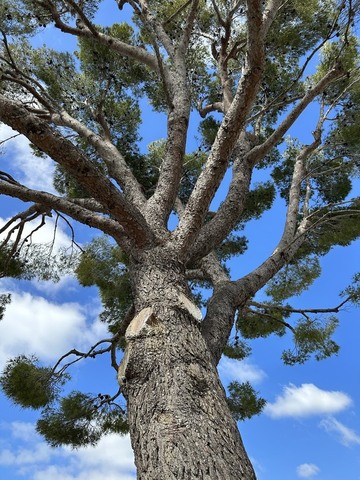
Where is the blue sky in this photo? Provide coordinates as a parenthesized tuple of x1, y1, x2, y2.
(1, 2, 360, 479)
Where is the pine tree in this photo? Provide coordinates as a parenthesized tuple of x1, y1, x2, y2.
(0, 1, 360, 478)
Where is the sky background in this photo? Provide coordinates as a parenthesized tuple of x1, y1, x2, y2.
(1, 2, 360, 479)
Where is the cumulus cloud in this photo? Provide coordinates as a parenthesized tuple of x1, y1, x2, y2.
(0, 290, 107, 369)
(296, 463, 320, 478)
(0, 422, 135, 480)
(320, 416, 360, 447)
(218, 356, 266, 384)
(0, 124, 55, 192)
(265, 383, 352, 419)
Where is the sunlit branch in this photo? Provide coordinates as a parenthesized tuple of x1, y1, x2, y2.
(66, 198, 107, 214)
(173, 0, 266, 257)
(178, 0, 200, 56)
(1, 31, 57, 111)
(198, 101, 224, 117)
(187, 137, 254, 263)
(262, 0, 286, 34)
(40, 0, 160, 72)
(62, 0, 99, 36)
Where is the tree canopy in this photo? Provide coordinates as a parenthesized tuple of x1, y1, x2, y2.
(0, 0, 359, 477)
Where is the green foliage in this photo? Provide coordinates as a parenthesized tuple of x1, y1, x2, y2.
(0, 0, 101, 37)
(77, 23, 148, 89)
(0, 293, 11, 321)
(282, 316, 340, 365)
(241, 182, 276, 222)
(298, 201, 360, 258)
(0, 0, 48, 36)
(53, 164, 90, 198)
(31, 47, 77, 103)
(75, 236, 132, 333)
(180, 151, 208, 204)
(227, 381, 266, 421)
(265, 256, 321, 302)
(37, 391, 128, 448)
(237, 306, 287, 339)
(0, 355, 68, 409)
(223, 337, 251, 361)
(216, 234, 248, 262)
(23, 243, 79, 282)
(340, 272, 360, 305)
(198, 117, 220, 150)
(0, 244, 26, 278)
(0, 242, 74, 283)
(312, 36, 359, 83)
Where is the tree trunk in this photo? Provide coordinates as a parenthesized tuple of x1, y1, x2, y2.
(119, 249, 256, 480)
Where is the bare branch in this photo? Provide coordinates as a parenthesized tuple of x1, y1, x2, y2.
(249, 296, 354, 316)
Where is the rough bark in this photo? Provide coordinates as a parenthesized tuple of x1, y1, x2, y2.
(119, 249, 255, 480)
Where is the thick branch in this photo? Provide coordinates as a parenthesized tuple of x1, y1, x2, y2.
(177, 0, 200, 56)
(188, 134, 254, 263)
(41, 0, 160, 72)
(0, 180, 132, 250)
(0, 95, 154, 248)
(200, 129, 324, 362)
(144, 67, 191, 229)
(190, 67, 344, 263)
(172, 0, 266, 258)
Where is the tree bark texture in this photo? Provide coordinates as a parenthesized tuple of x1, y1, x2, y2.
(119, 249, 255, 480)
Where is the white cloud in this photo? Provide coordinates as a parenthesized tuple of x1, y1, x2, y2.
(69, 433, 135, 473)
(320, 416, 360, 447)
(0, 422, 135, 480)
(10, 421, 38, 442)
(0, 124, 55, 192)
(265, 383, 352, 419)
(0, 290, 107, 369)
(218, 356, 266, 384)
(297, 463, 320, 478)
(31, 275, 80, 297)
